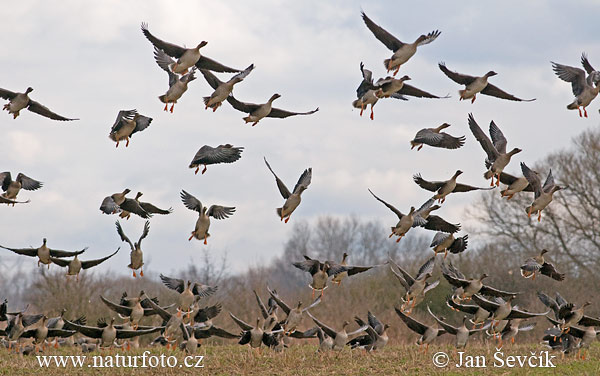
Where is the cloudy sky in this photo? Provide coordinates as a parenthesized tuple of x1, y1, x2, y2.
(1, 0, 599, 276)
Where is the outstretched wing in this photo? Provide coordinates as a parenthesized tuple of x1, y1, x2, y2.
(361, 11, 404, 52)
(292, 168, 312, 194)
(15, 173, 43, 191)
(27, 100, 78, 121)
(439, 62, 477, 85)
(191, 145, 244, 166)
(398, 84, 447, 99)
(141, 22, 186, 58)
(199, 69, 224, 90)
(180, 190, 203, 212)
(413, 174, 444, 192)
(268, 107, 319, 119)
(480, 83, 535, 102)
(551, 62, 587, 96)
(160, 274, 185, 294)
(468, 113, 499, 162)
(81, 248, 119, 269)
(368, 189, 404, 220)
(207, 205, 235, 220)
(264, 157, 291, 199)
(115, 221, 134, 250)
(520, 162, 542, 198)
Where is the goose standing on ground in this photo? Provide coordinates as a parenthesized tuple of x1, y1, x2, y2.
(413, 170, 494, 204)
(0, 87, 78, 120)
(410, 123, 465, 151)
(307, 312, 368, 351)
(430, 232, 468, 258)
(394, 307, 446, 352)
(361, 12, 440, 76)
(266, 285, 321, 334)
(441, 262, 519, 301)
(520, 249, 565, 281)
(141, 22, 240, 74)
(200, 65, 255, 112)
(497, 171, 536, 200)
(264, 157, 311, 223)
(1, 238, 86, 268)
(189, 144, 244, 175)
(108, 110, 152, 148)
(389, 256, 439, 314)
(119, 192, 172, 220)
(352, 62, 406, 120)
(50, 248, 119, 281)
(467, 113, 522, 187)
(226, 93, 318, 126)
(551, 53, 600, 117)
(99, 189, 151, 219)
(180, 190, 235, 244)
(428, 306, 487, 349)
(520, 163, 565, 222)
(0, 172, 43, 203)
(65, 317, 162, 349)
(439, 62, 535, 103)
(153, 47, 197, 113)
(116, 220, 149, 277)
(160, 274, 218, 317)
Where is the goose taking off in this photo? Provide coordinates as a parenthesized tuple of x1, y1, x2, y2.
(551, 53, 600, 117)
(520, 163, 565, 222)
(115, 220, 150, 277)
(264, 157, 311, 223)
(439, 62, 535, 103)
(200, 65, 255, 112)
(180, 190, 235, 244)
(361, 11, 440, 76)
(108, 110, 152, 148)
(153, 47, 197, 113)
(0, 87, 78, 120)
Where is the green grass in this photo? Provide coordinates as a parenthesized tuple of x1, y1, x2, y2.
(1, 343, 600, 375)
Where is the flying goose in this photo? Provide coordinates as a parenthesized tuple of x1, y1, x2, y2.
(394, 307, 445, 352)
(50, 248, 119, 281)
(520, 249, 565, 281)
(99, 189, 151, 219)
(347, 312, 390, 351)
(427, 306, 488, 349)
(229, 313, 280, 350)
(471, 295, 549, 329)
(413, 170, 493, 204)
(115, 220, 149, 277)
(441, 262, 519, 301)
(180, 190, 235, 244)
(189, 144, 244, 175)
(410, 123, 465, 151)
(141, 22, 240, 74)
(160, 274, 218, 317)
(200, 64, 255, 112)
(0, 87, 78, 120)
(100, 291, 174, 329)
(439, 62, 535, 103)
(266, 285, 321, 334)
(352, 62, 407, 120)
(226, 94, 318, 126)
(446, 296, 491, 328)
(546, 316, 597, 360)
(20, 316, 76, 353)
(108, 110, 152, 148)
(467, 113, 522, 186)
(0, 312, 44, 351)
(430, 232, 468, 258)
(520, 163, 565, 222)
(153, 47, 197, 112)
(497, 171, 536, 200)
(119, 192, 172, 220)
(361, 11, 440, 76)
(306, 312, 368, 351)
(0, 172, 43, 203)
(64, 317, 162, 349)
(264, 157, 312, 223)
(551, 53, 600, 117)
(1, 238, 86, 268)
(389, 256, 439, 314)
(491, 319, 535, 346)
(253, 290, 279, 332)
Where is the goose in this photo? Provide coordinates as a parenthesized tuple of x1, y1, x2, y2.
(115, 220, 149, 277)
(64, 317, 162, 348)
(141, 22, 240, 74)
(253, 290, 279, 331)
(0, 172, 43, 203)
(1, 313, 44, 351)
(394, 307, 445, 352)
(100, 291, 174, 329)
(118, 192, 172, 220)
(439, 62, 535, 103)
(180, 190, 235, 244)
(441, 262, 519, 301)
(266, 285, 321, 334)
(307, 312, 368, 351)
(428, 307, 488, 349)
(410, 123, 465, 151)
(546, 316, 598, 360)
(521, 162, 565, 222)
(264, 157, 311, 223)
(108, 110, 152, 148)
(446, 296, 491, 328)
(492, 319, 536, 347)
(467, 113, 522, 186)
(49, 248, 119, 281)
(99, 189, 151, 219)
(153, 47, 197, 113)
(200, 64, 255, 112)
(347, 312, 390, 351)
(0, 87, 78, 120)
(160, 274, 218, 317)
(1, 238, 86, 268)
(226, 93, 318, 126)
(361, 12, 440, 76)
(389, 256, 439, 314)
(471, 294, 549, 329)
(497, 171, 536, 200)
(46, 310, 86, 348)
(20, 316, 75, 352)
(352, 62, 407, 120)
(551, 53, 600, 117)
(520, 249, 565, 281)
(375, 75, 449, 100)
(430, 232, 469, 258)
(189, 144, 244, 175)
(229, 313, 279, 351)
(413, 170, 494, 204)
(140, 294, 185, 349)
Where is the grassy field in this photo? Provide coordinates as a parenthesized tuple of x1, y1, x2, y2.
(1, 343, 599, 375)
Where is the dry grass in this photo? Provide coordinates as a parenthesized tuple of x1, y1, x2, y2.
(2, 343, 599, 375)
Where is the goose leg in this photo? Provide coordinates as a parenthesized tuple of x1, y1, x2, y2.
(202, 165, 207, 174)
(285, 214, 291, 223)
(204, 235, 207, 245)
(369, 104, 374, 120)
(537, 211, 542, 222)
(578, 107, 582, 117)
(359, 102, 364, 117)
(140, 268, 144, 277)
(125, 137, 129, 147)
(417, 145, 423, 151)
(164, 101, 169, 111)
(496, 174, 500, 187)
(195, 166, 200, 175)
(393, 65, 400, 76)
(170, 103, 175, 113)
(507, 194, 514, 200)
(115, 141, 119, 148)
(527, 206, 533, 218)
(471, 94, 476, 104)
(189, 233, 194, 241)
(584, 107, 588, 118)
(133, 270, 136, 277)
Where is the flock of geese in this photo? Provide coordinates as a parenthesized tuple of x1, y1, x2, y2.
(1, 10, 600, 362)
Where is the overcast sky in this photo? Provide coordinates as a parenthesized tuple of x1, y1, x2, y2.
(1, 0, 599, 277)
